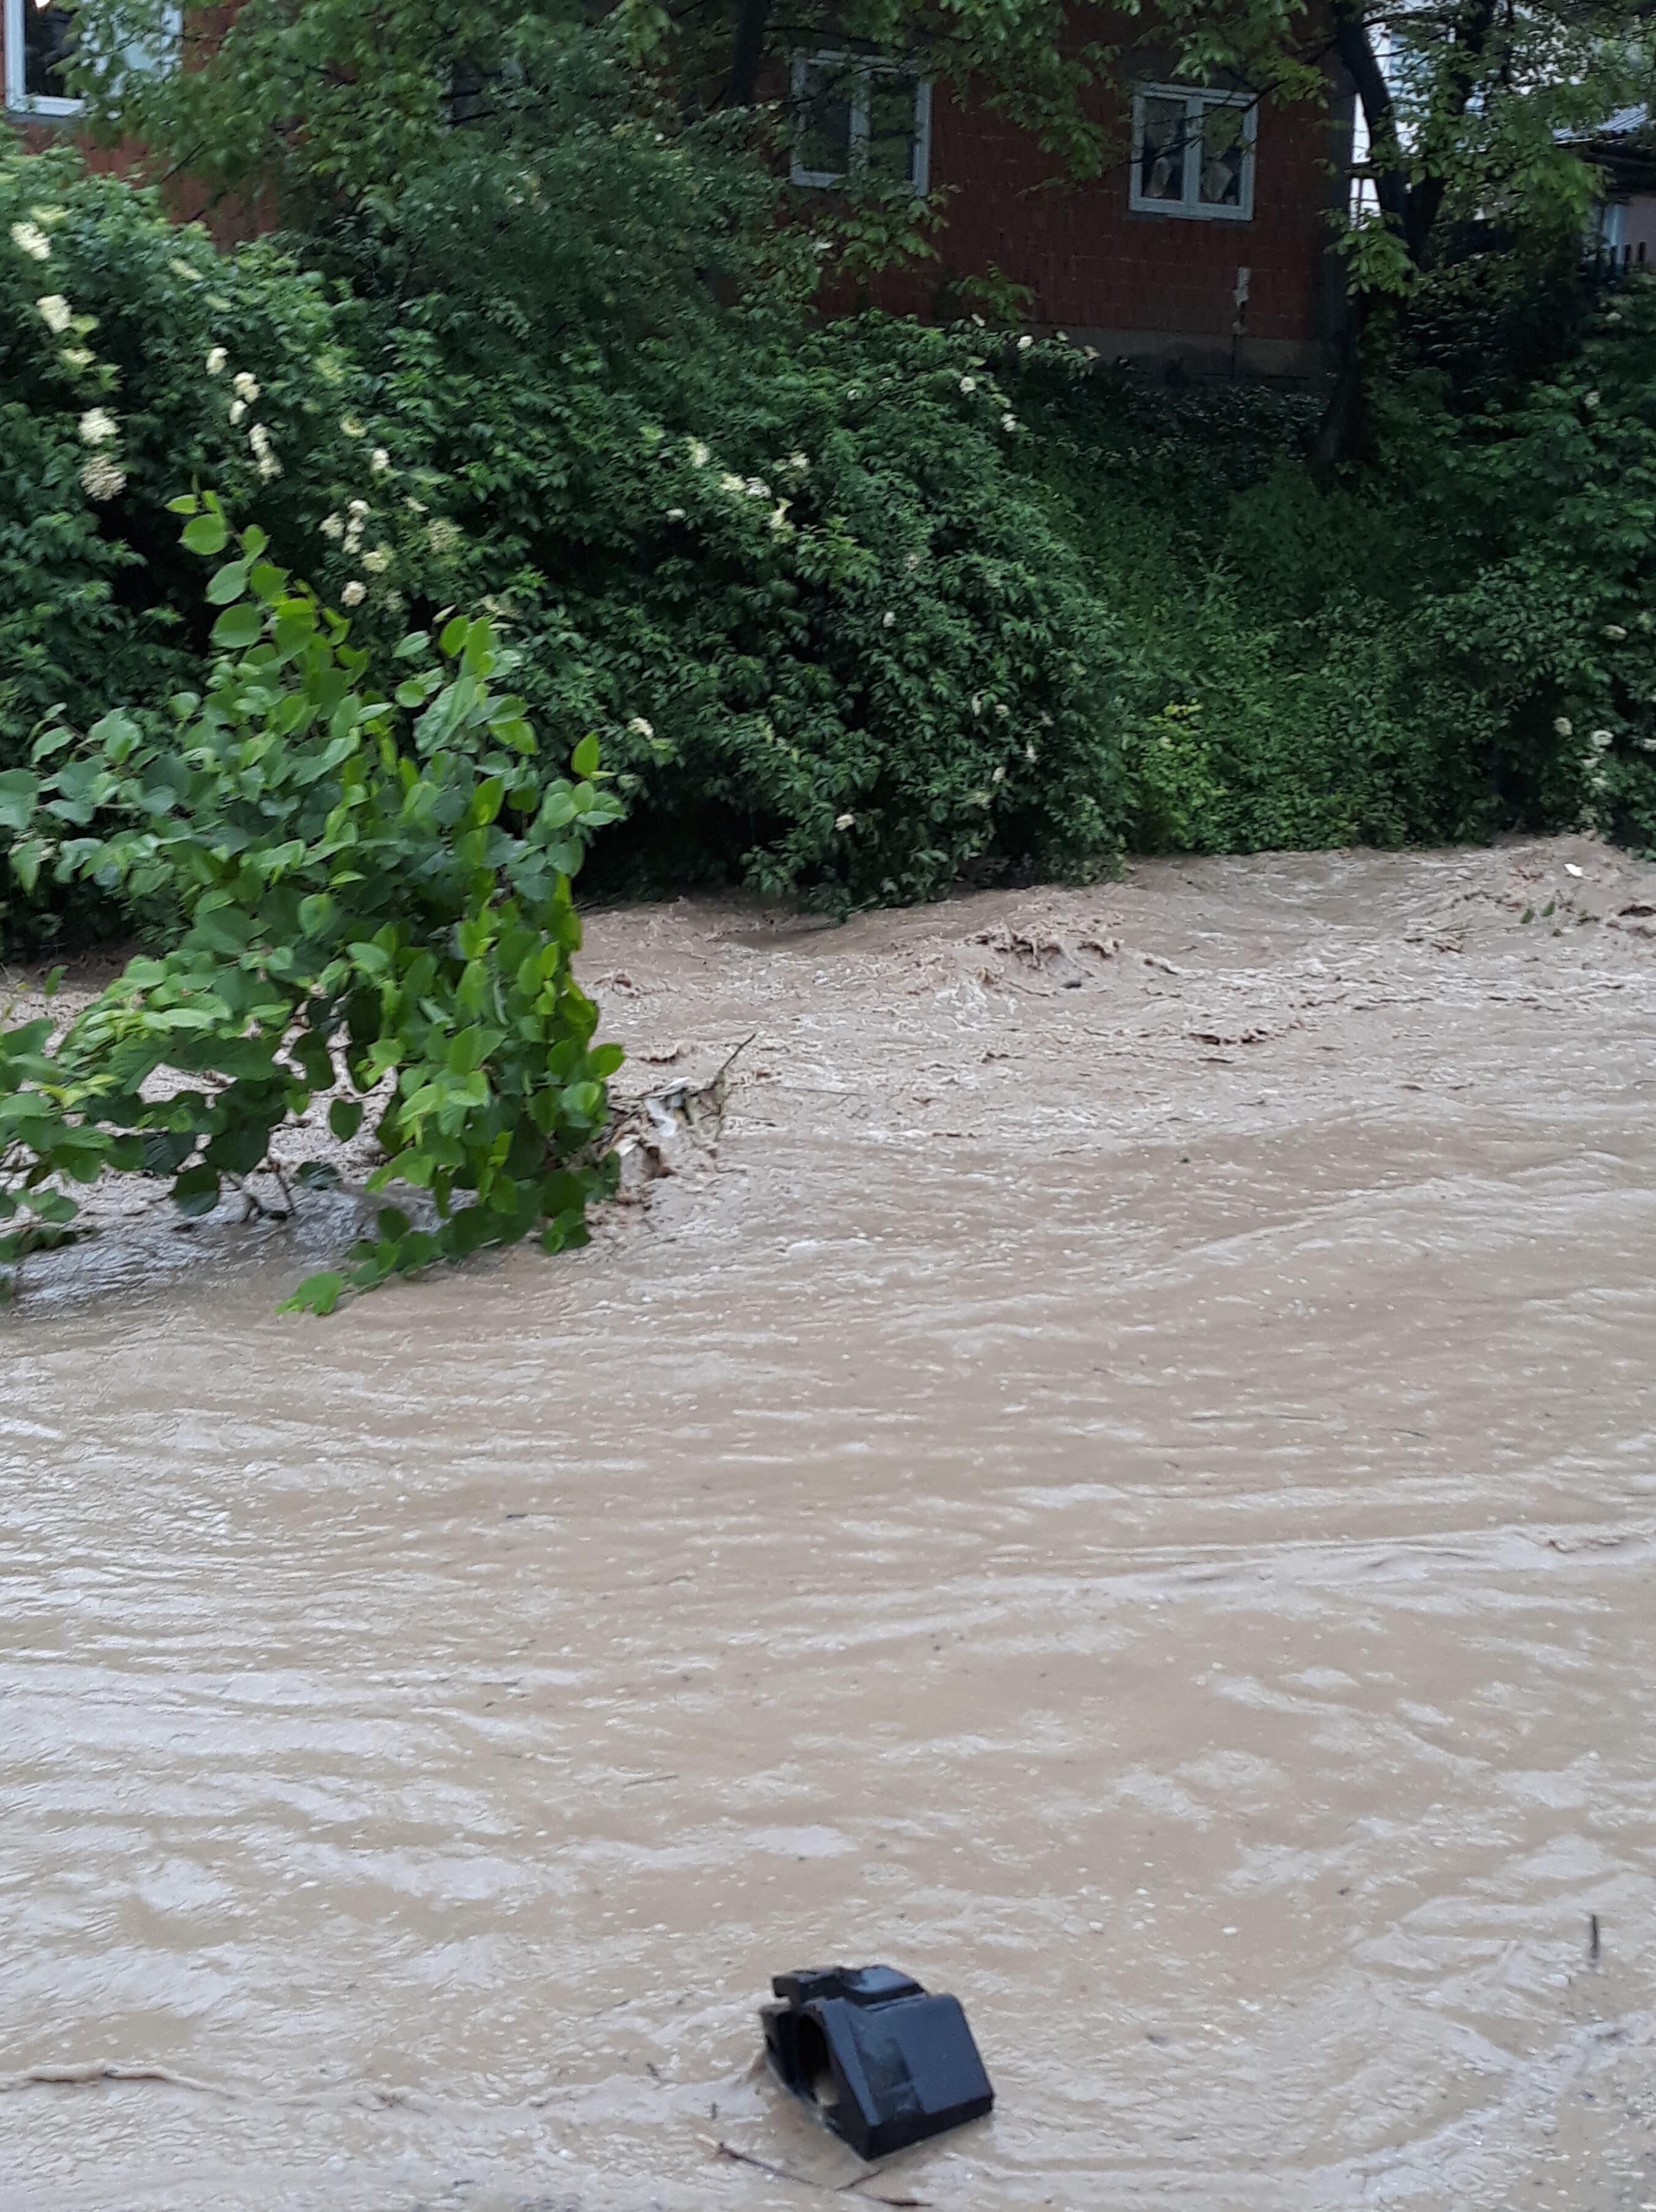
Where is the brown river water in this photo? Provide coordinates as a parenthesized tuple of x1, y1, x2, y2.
(4, 837, 1655, 2211)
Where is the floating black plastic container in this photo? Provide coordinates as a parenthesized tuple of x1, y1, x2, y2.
(759, 1964, 994, 2160)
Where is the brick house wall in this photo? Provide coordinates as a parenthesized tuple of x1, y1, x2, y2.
(926, 80, 1350, 376)
(6, 4, 1352, 377)
(813, 63, 1354, 380)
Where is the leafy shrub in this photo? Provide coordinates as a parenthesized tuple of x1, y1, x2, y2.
(0, 498, 622, 1311)
(4, 130, 1124, 936)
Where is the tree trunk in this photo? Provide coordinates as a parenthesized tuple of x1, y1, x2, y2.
(1311, 290, 1372, 470)
(722, 0, 772, 108)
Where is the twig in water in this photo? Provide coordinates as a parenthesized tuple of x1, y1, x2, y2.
(700, 2136, 929, 2207)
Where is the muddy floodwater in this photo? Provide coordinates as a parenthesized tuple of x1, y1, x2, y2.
(4, 838, 1656, 2211)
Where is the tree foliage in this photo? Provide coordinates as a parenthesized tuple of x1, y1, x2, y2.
(0, 498, 623, 1312)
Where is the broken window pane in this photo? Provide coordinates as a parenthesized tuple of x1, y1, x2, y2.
(1199, 102, 1248, 207)
(866, 69, 922, 185)
(794, 58, 856, 180)
(1138, 96, 1189, 203)
(24, 1, 77, 101)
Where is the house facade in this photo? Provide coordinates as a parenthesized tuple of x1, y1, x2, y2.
(6, 2, 1353, 379)
(789, 53, 1353, 379)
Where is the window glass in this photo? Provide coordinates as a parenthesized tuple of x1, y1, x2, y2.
(1138, 96, 1189, 203)
(794, 58, 855, 179)
(1198, 100, 1248, 207)
(866, 69, 922, 185)
(23, 1, 76, 101)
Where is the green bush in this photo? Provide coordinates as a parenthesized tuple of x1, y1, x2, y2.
(0, 497, 622, 1311)
(3, 129, 1124, 940)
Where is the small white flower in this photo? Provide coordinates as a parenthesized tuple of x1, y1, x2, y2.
(1584, 391, 1601, 409)
(969, 693, 983, 716)
(970, 312, 985, 328)
(881, 611, 896, 629)
(1025, 741, 1037, 762)
(348, 497, 370, 516)
(371, 446, 391, 474)
(403, 497, 428, 515)
(229, 399, 247, 425)
(80, 455, 126, 502)
(1056, 330, 1068, 343)
(249, 422, 280, 480)
(1603, 623, 1627, 641)
(361, 546, 393, 574)
(995, 702, 1010, 720)
(344, 524, 364, 555)
(426, 518, 461, 556)
(341, 416, 366, 438)
(59, 346, 93, 371)
(1001, 412, 1018, 432)
(78, 408, 118, 446)
(688, 438, 710, 468)
(36, 294, 72, 335)
(627, 717, 655, 739)
(665, 506, 686, 521)
(745, 476, 770, 499)
(206, 345, 228, 375)
(319, 513, 344, 540)
(992, 763, 1006, 783)
(1564, 862, 1584, 878)
(10, 220, 51, 261)
(960, 375, 977, 395)
(1554, 717, 1574, 739)
(905, 551, 920, 571)
(769, 500, 792, 532)
(1083, 345, 1099, 363)
(718, 471, 746, 495)
(835, 812, 855, 830)
(1017, 334, 1034, 351)
(341, 580, 367, 607)
(788, 451, 810, 473)
(233, 371, 261, 403)
(1590, 729, 1614, 749)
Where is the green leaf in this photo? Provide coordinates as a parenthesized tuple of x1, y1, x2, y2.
(296, 1160, 342, 1190)
(211, 603, 265, 650)
(205, 559, 251, 605)
(171, 1165, 222, 1217)
(205, 1122, 271, 1176)
(280, 1270, 344, 1316)
(182, 512, 230, 557)
(328, 1098, 364, 1141)
(0, 770, 39, 834)
(571, 734, 601, 778)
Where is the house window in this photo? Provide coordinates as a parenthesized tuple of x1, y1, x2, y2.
(6, 0, 78, 113)
(4, 0, 180, 116)
(790, 53, 932, 195)
(1130, 85, 1257, 222)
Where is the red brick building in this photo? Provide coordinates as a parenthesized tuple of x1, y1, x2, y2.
(790, 51, 1354, 379)
(6, 2, 1352, 378)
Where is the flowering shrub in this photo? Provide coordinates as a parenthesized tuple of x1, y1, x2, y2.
(2, 142, 1126, 936)
(0, 497, 622, 1311)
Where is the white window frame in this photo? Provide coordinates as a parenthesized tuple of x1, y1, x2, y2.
(5, 0, 180, 117)
(1129, 83, 1257, 224)
(789, 50, 932, 197)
